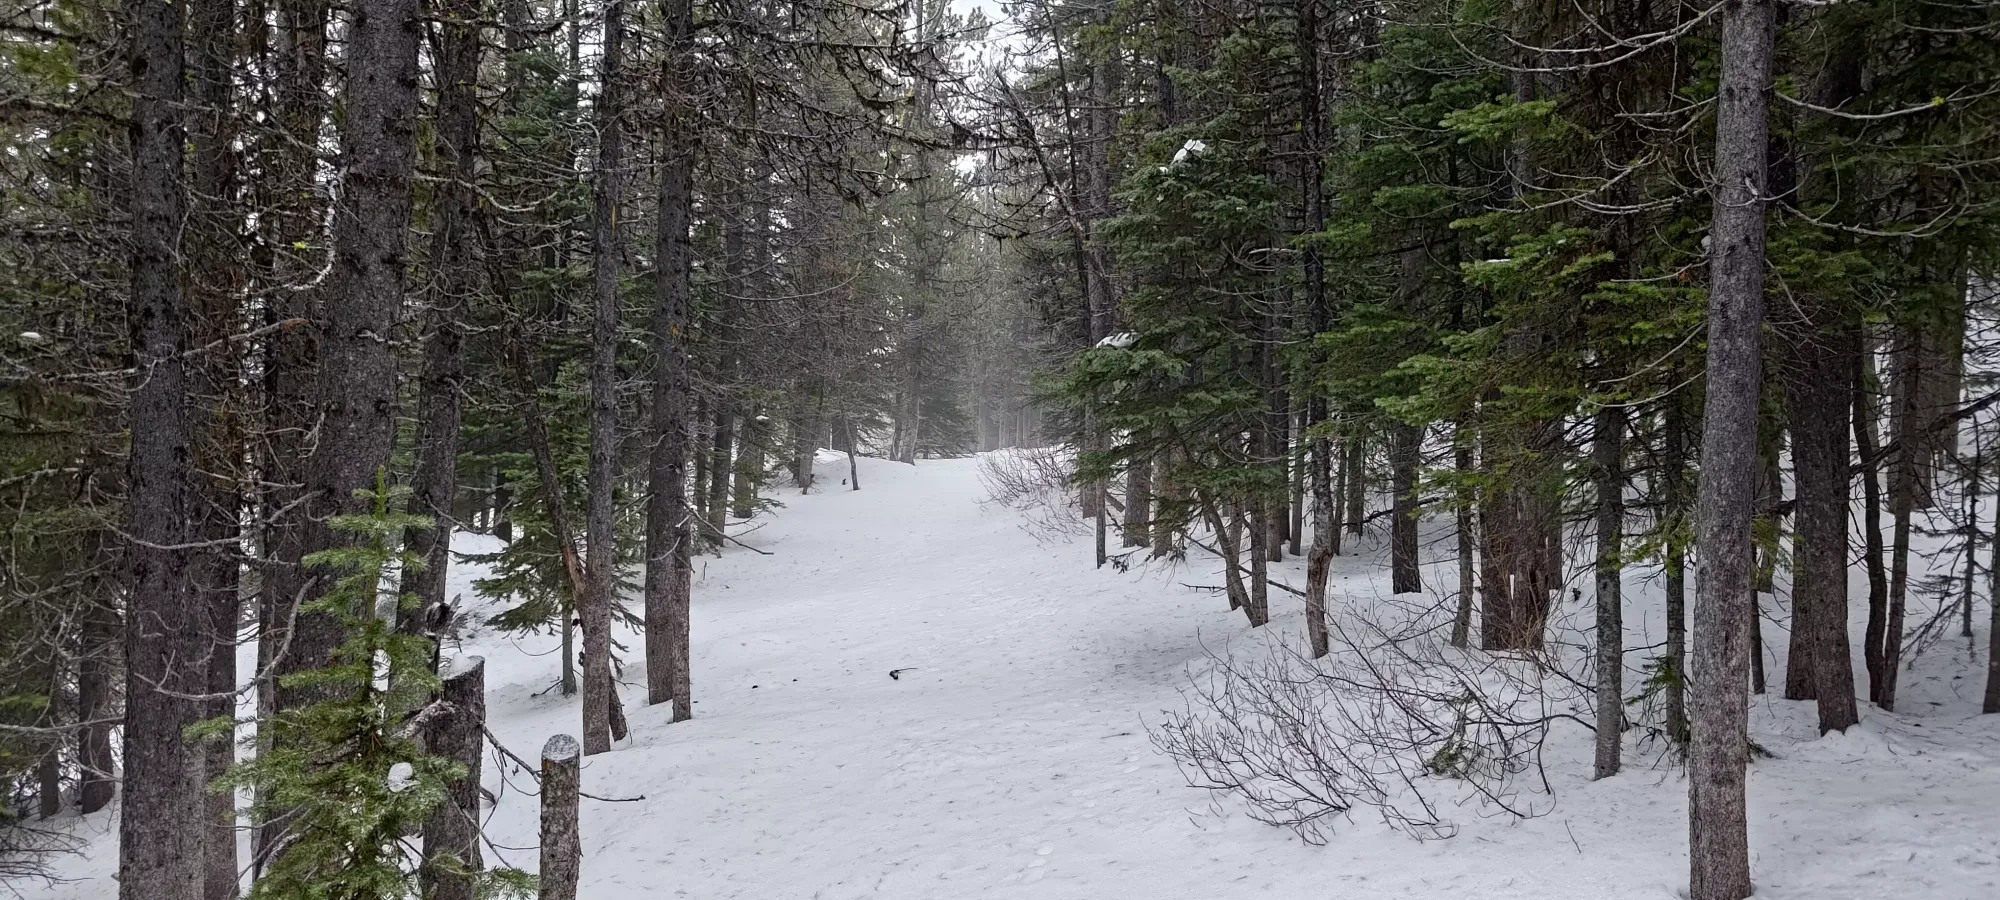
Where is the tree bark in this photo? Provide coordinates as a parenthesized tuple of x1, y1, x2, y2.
(1343, 433, 1365, 536)
(120, 0, 204, 895)
(1452, 436, 1476, 648)
(1390, 423, 1422, 594)
(284, 0, 423, 705)
(1688, 1, 1775, 896)
(421, 658, 486, 900)
(77, 599, 116, 814)
(186, 0, 242, 891)
(733, 406, 762, 519)
(581, 0, 627, 755)
(1122, 456, 1152, 547)
(1664, 394, 1690, 746)
(1786, 317, 1859, 731)
(1593, 407, 1624, 779)
(1880, 330, 1922, 710)
(401, 0, 484, 638)
(646, 0, 697, 723)
(1856, 347, 1889, 702)
(538, 735, 581, 900)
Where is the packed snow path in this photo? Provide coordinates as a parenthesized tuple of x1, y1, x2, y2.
(23, 454, 2000, 899)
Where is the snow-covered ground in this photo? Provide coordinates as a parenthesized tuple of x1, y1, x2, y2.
(21, 452, 2000, 899)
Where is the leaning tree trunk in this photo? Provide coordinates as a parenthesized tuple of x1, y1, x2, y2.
(1688, 2, 1775, 897)
(120, 0, 204, 895)
(580, 0, 627, 755)
(646, 0, 697, 723)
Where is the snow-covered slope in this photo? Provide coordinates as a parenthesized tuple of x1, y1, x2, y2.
(21, 453, 2000, 899)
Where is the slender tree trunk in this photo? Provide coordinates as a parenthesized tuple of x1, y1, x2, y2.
(78, 600, 115, 814)
(186, 0, 242, 891)
(1688, 2, 1775, 896)
(1289, 408, 1306, 558)
(1390, 423, 1422, 594)
(1960, 444, 1979, 642)
(1299, 3, 1333, 648)
(645, 0, 697, 723)
(580, 0, 627, 755)
(1152, 449, 1178, 558)
(1594, 407, 1624, 779)
(1881, 331, 1922, 711)
(1343, 436, 1365, 537)
(1664, 395, 1690, 745)
(1986, 446, 2000, 711)
(707, 404, 735, 548)
(120, 0, 203, 894)
(733, 407, 762, 519)
(1451, 442, 1476, 648)
(1248, 502, 1272, 627)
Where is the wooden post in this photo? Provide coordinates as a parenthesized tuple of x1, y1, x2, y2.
(421, 657, 485, 900)
(539, 734, 581, 900)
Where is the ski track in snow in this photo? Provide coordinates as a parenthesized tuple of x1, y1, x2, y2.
(22, 453, 2000, 899)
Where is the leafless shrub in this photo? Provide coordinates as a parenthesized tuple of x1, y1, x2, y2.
(0, 812, 82, 886)
(976, 447, 1088, 541)
(1151, 593, 1592, 844)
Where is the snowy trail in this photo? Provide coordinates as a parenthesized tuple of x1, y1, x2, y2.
(455, 454, 1996, 900)
(21, 453, 2000, 899)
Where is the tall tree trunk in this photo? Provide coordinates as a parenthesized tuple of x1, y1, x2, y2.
(253, 0, 328, 865)
(646, 0, 697, 723)
(120, 0, 203, 894)
(1297, 0, 1332, 653)
(401, 0, 483, 634)
(187, 0, 242, 891)
(284, 0, 423, 703)
(1593, 407, 1624, 779)
(1688, 2, 1775, 896)
(580, 0, 628, 755)
(1786, 317, 1859, 731)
